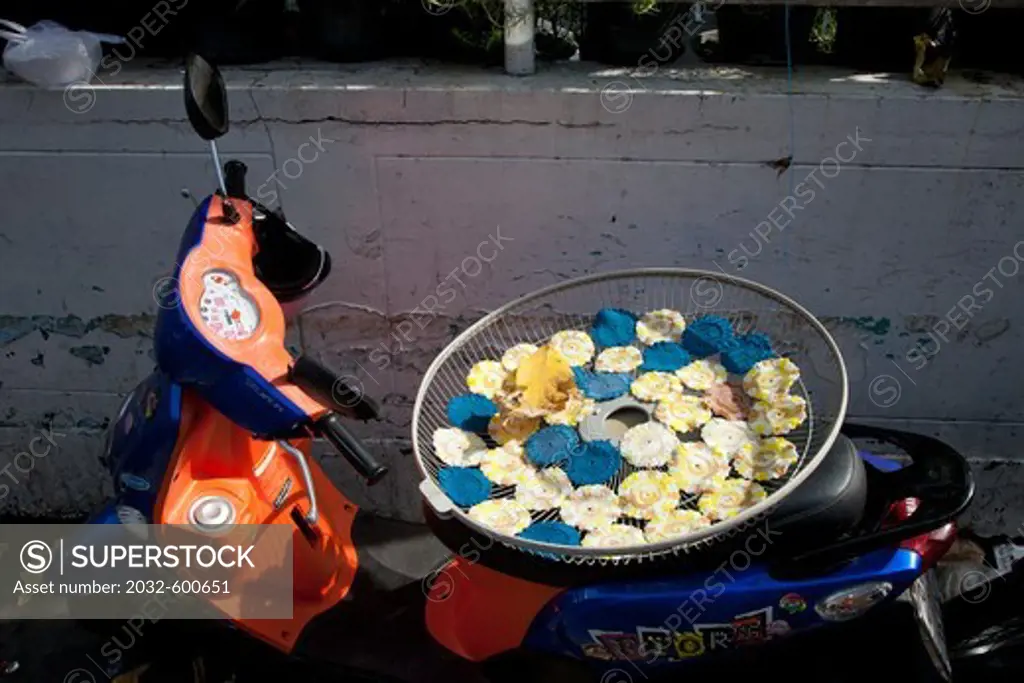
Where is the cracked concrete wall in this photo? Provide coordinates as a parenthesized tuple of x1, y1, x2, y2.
(1, 64, 1023, 524)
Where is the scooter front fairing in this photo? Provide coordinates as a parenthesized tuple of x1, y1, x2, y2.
(94, 192, 383, 653)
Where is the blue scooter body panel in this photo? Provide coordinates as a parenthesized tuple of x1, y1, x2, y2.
(522, 544, 920, 671)
(90, 369, 183, 523)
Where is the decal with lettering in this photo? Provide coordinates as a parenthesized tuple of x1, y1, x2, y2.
(697, 623, 734, 652)
(582, 606, 788, 663)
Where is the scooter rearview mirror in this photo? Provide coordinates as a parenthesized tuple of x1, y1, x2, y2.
(184, 53, 228, 141)
(184, 53, 232, 203)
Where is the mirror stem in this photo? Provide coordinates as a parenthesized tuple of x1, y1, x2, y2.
(210, 140, 227, 196)
(211, 140, 239, 222)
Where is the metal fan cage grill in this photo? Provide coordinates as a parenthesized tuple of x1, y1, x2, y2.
(412, 269, 849, 564)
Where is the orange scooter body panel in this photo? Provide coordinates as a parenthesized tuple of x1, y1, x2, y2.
(156, 391, 359, 653)
(425, 557, 565, 662)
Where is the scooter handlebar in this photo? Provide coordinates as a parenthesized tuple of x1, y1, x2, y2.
(289, 355, 380, 422)
(287, 356, 387, 484)
(318, 413, 388, 485)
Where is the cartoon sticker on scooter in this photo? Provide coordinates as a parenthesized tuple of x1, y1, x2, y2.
(779, 592, 807, 614)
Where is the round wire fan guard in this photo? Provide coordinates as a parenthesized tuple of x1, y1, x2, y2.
(412, 269, 849, 563)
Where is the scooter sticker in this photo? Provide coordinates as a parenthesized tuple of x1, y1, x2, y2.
(779, 592, 807, 614)
(696, 623, 734, 652)
(581, 643, 615, 661)
(583, 607, 786, 662)
(673, 631, 706, 658)
(121, 410, 134, 435)
(637, 627, 674, 659)
(731, 607, 771, 646)
(584, 628, 707, 662)
(143, 388, 160, 420)
(119, 473, 151, 492)
(768, 620, 791, 638)
(588, 630, 643, 661)
(273, 478, 293, 509)
(198, 270, 261, 342)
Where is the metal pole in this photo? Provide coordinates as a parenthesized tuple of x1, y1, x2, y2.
(505, 0, 535, 75)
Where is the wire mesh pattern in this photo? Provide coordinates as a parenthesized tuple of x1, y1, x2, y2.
(412, 269, 849, 563)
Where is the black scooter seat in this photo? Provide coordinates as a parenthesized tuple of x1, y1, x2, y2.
(768, 434, 867, 539)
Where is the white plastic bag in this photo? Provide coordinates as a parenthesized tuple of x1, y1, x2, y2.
(1, 20, 122, 88)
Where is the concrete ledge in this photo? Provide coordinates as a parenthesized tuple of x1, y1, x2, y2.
(2, 62, 1023, 166)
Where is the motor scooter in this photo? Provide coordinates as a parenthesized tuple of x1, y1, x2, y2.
(90, 54, 975, 683)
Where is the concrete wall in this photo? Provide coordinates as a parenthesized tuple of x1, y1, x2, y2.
(1, 62, 1023, 530)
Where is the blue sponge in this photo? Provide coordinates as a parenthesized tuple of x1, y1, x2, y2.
(525, 425, 581, 467)
(743, 332, 773, 352)
(518, 521, 582, 546)
(438, 467, 492, 508)
(565, 440, 623, 486)
(573, 367, 631, 401)
(446, 393, 498, 433)
(682, 316, 737, 358)
(591, 308, 637, 347)
(640, 342, 691, 372)
(721, 333, 775, 374)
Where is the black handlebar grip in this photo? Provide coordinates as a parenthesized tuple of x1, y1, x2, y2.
(224, 160, 248, 199)
(318, 413, 388, 485)
(289, 355, 380, 422)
